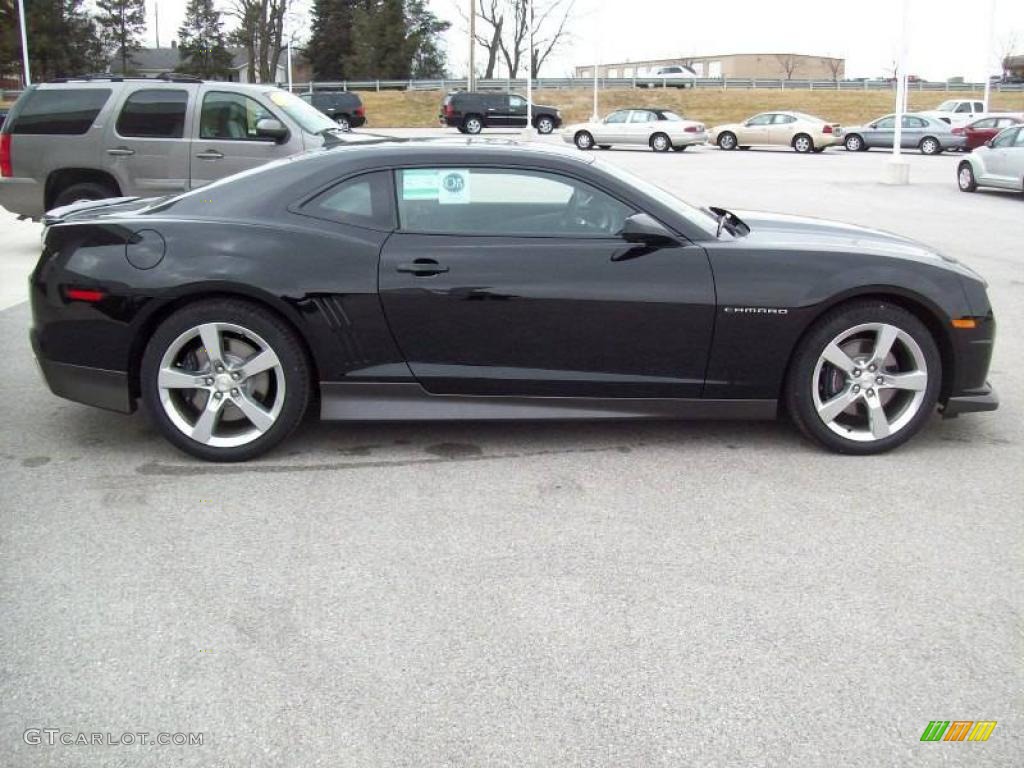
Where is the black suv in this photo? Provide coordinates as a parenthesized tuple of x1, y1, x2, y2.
(300, 90, 366, 130)
(440, 92, 562, 134)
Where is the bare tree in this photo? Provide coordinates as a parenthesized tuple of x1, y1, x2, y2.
(775, 53, 798, 80)
(457, 0, 504, 78)
(528, 0, 573, 77)
(997, 31, 1019, 77)
(230, 0, 287, 83)
(457, 0, 573, 78)
(825, 54, 844, 82)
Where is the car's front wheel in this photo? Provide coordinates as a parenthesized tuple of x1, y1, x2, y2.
(717, 132, 737, 150)
(844, 134, 864, 152)
(574, 130, 594, 150)
(786, 300, 940, 454)
(141, 300, 311, 461)
(958, 162, 978, 192)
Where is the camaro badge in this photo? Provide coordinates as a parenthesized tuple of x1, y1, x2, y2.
(723, 307, 789, 315)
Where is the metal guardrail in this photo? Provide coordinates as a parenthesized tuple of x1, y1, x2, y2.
(289, 77, 1024, 93)
(3, 79, 1022, 101)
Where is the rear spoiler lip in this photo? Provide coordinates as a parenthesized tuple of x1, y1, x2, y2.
(42, 196, 143, 225)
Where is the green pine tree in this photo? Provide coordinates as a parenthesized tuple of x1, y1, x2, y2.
(307, 0, 365, 81)
(176, 0, 233, 79)
(95, 0, 147, 75)
(1, 0, 105, 82)
(405, 0, 448, 78)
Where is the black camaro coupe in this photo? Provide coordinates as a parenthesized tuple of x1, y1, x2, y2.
(30, 140, 997, 461)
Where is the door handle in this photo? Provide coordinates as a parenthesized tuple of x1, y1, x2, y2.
(195, 150, 224, 160)
(396, 259, 449, 276)
(106, 147, 135, 156)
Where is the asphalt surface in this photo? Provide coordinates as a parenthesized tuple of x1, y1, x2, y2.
(1, 135, 1021, 766)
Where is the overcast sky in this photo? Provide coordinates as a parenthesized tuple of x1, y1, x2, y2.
(140, 0, 1023, 81)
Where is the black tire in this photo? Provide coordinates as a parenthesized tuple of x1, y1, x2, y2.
(844, 134, 865, 152)
(785, 300, 941, 455)
(140, 299, 311, 462)
(52, 181, 117, 209)
(792, 133, 814, 153)
(463, 115, 483, 134)
(335, 115, 351, 131)
(574, 130, 594, 150)
(650, 132, 671, 152)
(738, 146, 751, 151)
(456, 126, 468, 134)
(919, 136, 942, 155)
(812, 147, 826, 153)
(672, 144, 688, 152)
(535, 115, 554, 134)
(717, 131, 738, 150)
(957, 162, 977, 192)
(597, 144, 611, 150)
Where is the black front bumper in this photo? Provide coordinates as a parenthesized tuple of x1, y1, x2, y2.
(31, 330, 134, 414)
(941, 381, 999, 418)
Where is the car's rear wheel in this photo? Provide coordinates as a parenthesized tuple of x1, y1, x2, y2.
(844, 134, 864, 152)
(792, 134, 814, 153)
(574, 130, 594, 150)
(650, 132, 671, 152)
(717, 131, 737, 150)
(536, 116, 554, 134)
(463, 115, 483, 134)
(957, 162, 978, 192)
(141, 300, 310, 462)
(920, 136, 942, 155)
(786, 300, 940, 454)
(672, 144, 687, 152)
(52, 181, 117, 209)
(597, 144, 611, 150)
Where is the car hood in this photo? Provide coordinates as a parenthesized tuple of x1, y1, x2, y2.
(731, 209, 961, 267)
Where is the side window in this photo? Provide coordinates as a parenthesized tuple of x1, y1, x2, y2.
(508, 96, 526, 109)
(605, 111, 628, 124)
(955, 103, 972, 113)
(973, 118, 994, 129)
(395, 168, 634, 238)
(1014, 129, 1024, 147)
(9, 88, 112, 135)
(116, 89, 189, 139)
(199, 91, 274, 140)
(747, 114, 773, 126)
(874, 117, 895, 129)
(992, 128, 1017, 148)
(629, 111, 655, 123)
(773, 114, 796, 124)
(300, 171, 394, 230)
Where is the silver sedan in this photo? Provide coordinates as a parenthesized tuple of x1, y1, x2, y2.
(562, 109, 708, 152)
(842, 114, 966, 155)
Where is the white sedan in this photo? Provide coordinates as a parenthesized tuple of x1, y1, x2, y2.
(562, 109, 708, 153)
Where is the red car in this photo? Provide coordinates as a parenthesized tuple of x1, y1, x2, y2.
(954, 115, 1023, 150)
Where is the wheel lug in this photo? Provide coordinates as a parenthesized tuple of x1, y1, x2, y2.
(231, 371, 241, 380)
(875, 375, 884, 385)
(868, 364, 877, 373)
(204, 377, 213, 386)
(215, 363, 224, 372)
(852, 384, 861, 393)
(213, 392, 223, 400)
(231, 388, 239, 396)
(853, 368, 861, 377)
(867, 388, 875, 397)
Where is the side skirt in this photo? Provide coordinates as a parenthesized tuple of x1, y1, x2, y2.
(320, 382, 777, 422)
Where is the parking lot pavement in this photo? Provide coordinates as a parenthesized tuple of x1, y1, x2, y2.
(1, 144, 1022, 766)
(0, 208, 40, 310)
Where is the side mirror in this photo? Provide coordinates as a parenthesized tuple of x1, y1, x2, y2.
(255, 118, 288, 141)
(984, 139, 994, 148)
(618, 213, 677, 246)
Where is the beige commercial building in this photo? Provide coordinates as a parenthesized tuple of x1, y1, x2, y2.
(576, 53, 845, 81)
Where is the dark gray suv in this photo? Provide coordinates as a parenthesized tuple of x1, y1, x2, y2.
(0, 76, 347, 218)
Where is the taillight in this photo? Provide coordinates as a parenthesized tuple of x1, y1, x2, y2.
(0, 134, 11, 177)
(823, 124, 833, 134)
(445, 104, 454, 117)
(64, 287, 106, 303)
(952, 127, 965, 135)
(355, 106, 365, 117)
(684, 125, 699, 133)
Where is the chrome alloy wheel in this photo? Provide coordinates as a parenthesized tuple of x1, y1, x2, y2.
(157, 322, 285, 448)
(811, 322, 929, 442)
(652, 134, 669, 151)
(794, 135, 812, 153)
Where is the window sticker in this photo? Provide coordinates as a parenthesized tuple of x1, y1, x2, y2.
(438, 169, 470, 205)
(402, 169, 440, 200)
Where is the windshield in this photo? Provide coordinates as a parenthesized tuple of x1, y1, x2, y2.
(936, 100, 958, 112)
(591, 158, 719, 237)
(265, 90, 338, 133)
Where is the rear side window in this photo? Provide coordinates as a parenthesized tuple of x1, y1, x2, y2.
(300, 171, 394, 230)
(8, 88, 111, 135)
(116, 89, 189, 138)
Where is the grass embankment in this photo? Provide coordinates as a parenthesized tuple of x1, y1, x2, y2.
(357, 88, 1024, 128)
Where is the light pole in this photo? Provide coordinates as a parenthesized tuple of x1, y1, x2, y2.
(884, 0, 911, 184)
(17, 0, 31, 86)
(524, 0, 533, 139)
(591, 0, 602, 122)
(468, 0, 476, 91)
(982, 0, 996, 111)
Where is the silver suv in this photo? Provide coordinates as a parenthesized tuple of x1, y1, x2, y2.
(0, 75, 346, 218)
